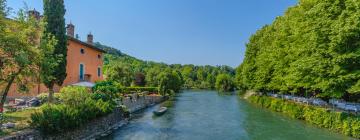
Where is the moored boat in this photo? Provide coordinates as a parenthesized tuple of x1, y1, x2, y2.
(153, 107, 167, 116)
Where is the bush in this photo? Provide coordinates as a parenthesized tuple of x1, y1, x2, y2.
(92, 81, 119, 98)
(248, 95, 360, 138)
(118, 87, 159, 93)
(31, 86, 115, 134)
(59, 86, 91, 107)
(92, 92, 112, 102)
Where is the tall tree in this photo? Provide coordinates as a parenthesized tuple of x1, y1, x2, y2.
(41, 0, 67, 102)
(0, 0, 6, 16)
(0, 10, 55, 112)
(237, 0, 360, 100)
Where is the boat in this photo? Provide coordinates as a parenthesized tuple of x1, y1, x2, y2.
(153, 107, 167, 116)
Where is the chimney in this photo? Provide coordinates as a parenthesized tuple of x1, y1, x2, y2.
(87, 33, 93, 44)
(66, 23, 75, 37)
(28, 9, 41, 20)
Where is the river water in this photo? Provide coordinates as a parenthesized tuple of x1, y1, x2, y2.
(102, 90, 354, 140)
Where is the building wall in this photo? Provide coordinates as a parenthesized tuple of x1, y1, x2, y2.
(63, 40, 104, 85)
(7, 40, 104, 98)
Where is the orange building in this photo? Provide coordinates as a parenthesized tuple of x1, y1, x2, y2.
(7, 11, 105, 98)
(64, 23, 105, 86)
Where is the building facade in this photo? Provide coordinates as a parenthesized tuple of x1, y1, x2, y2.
(7, 16, 105, 98)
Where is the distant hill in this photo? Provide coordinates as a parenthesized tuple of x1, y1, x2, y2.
(94, 42, 236, 89)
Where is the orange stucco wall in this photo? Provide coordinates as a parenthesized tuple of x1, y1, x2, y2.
(6, 39, 104, 98)
(63, 40, 104, 85)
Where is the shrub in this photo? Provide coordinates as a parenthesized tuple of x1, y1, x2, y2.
(248, 95, 360, 139)
(92, 92, 112, 102)
(118, 87, 159, 93)
(59, 86, 91, 107)
(92, 81, 119, 98)
(31, 86, 115, 134)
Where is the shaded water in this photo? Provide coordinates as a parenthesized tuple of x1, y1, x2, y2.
(102, 90, 354, 140)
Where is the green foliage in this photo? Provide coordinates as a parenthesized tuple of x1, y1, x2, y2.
(215, 74, 235, 92)
(249, 95, 360, 138)
(100, 50, 235, 90)
(0, 0, 7, 16)
(104, 61, 133, 87)
(158, 70, 183, 95)
(237, 0, 360, 99)
(92, 81, 119, 98)
(0, 9, 44, 109)
(42, 0, 67, 86)
(59, 86, 91, 107)
(31, 86, 114, 134)
(118, 87, 159, 93)
(39, 33, 58, 90)
(92, 92, 112, 102)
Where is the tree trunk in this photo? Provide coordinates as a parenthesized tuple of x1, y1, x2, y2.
(0, 70, 21, 113)
(48, 86, 54, 103)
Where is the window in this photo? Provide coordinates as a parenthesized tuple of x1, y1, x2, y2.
(79, 64, 84, 80)
(97, 54, 101, 59)
(80, 48, 85, 54)
(97, 67, 101, 77)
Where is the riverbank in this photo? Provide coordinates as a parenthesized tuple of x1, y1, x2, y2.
(246, 94, 360, 139)
(2, 95, 166, 140)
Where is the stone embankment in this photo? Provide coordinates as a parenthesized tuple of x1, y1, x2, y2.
(3, 95, 165, 140)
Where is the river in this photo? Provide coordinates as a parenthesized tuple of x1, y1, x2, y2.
(102, 90, 354, 140)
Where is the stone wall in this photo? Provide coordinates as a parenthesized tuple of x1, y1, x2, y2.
(122, 95, 165, 113)
(3, 95, 165, 140)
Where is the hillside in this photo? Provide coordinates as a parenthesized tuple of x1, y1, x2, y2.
(94, 42, 236, 89)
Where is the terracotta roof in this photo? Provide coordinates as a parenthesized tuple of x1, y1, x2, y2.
(67, 36, 106, 53)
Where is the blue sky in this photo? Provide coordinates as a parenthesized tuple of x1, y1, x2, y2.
(7, 0, 297, 67)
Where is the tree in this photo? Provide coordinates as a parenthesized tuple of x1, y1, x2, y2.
(145, 67, 161, 87)
(158, 70, 183, 95)
(41, 0, 67, 103)
(0, 10, 54, 112)
(237, 0, 360, 100)
(99, 45, 236, 90)
(104, 62, 133, 87)
(0, 0, 6, 17)
(134, 72, 146, 86)
(215, 74, 235, 92)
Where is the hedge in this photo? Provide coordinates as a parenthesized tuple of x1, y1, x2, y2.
(118, 87, 159, 93)
(93, 81, 159, 94)
(248, 95, 360, 138)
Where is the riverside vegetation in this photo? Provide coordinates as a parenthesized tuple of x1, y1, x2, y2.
(31, 86, 115, 135)
(95, 43, 236, 91)
(248, 95, 360, 138)
(1, 0, 360, 138)
(237, 0, 360, 138)
(236, 0, 360, 101)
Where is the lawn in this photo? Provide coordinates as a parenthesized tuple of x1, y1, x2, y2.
(0, 108, 40, 136)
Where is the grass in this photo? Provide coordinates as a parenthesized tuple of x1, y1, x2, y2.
(0, 108, 40, 137)
(4, 108, 38, 122)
